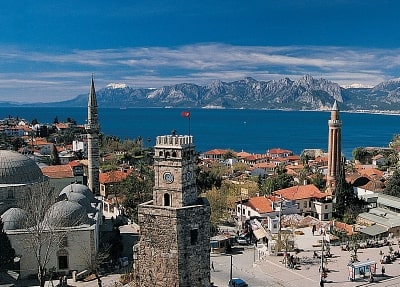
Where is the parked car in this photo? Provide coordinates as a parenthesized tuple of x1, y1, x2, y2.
(236, 236, 249, 245)
(228, 278, 248, 287)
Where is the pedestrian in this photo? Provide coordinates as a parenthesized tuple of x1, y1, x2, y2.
(382, 265, 385, 276)
(211, 261, 215, 271)
(320, 279, 324, 287)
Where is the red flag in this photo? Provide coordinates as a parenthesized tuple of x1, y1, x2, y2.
(181, 111, 190, 118)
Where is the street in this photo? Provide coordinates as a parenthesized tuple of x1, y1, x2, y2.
(211, 247, 288, 287)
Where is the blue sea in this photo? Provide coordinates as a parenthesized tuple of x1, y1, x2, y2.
(1, 107, 399, 159)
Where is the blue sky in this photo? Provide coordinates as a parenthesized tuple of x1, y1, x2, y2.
(1, 0, 400, 103)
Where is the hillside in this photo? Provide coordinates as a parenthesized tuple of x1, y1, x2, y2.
(14, 75, 400, 111)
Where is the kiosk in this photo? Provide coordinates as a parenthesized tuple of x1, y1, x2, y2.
(348, 260, 376, 281)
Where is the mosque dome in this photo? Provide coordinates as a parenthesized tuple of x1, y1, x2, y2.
(44, 200, 88, 227)
(60, 191, 95, 213)
(1, 208, 28, 230)
(60, 183, 98, 203)
(0, 150, 44, 184)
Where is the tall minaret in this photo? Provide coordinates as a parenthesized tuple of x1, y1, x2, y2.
(326, 100, 342, 194)
(86, 76, 100, 194)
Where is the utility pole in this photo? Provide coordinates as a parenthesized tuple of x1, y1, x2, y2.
(229, 254, 233, 287)
(320, 232, 325, 286)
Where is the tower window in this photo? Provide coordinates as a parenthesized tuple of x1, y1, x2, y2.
(7, 190, 14, 199)
(164, 193, 171, 206)
(172, 151, 177, 157)
(190, 229, 198, 245)
(165, 152, 170, 158)
(159, 151, 163, 157)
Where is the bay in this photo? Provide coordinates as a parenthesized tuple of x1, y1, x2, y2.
(1, 107, 399, 159)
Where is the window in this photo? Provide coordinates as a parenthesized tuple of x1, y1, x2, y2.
(325, 205, 328, 210)
(59, 236, 68, 248)
(172, 151, 177, 157)
(7, 190, 14, 199)
(324, 213, 329, 220)
(248, 211, 250, 216)
(164, 193, 171, 206)
(237, 206, 240, 213)
(57, 250, 69, 269)
(303, 202, 307, 208)
(190, 229, 198, 245)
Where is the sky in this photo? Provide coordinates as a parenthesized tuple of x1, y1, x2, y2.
(1, 0, 400, 103)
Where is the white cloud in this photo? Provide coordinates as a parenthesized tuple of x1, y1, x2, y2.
(0, 44, 399, 102)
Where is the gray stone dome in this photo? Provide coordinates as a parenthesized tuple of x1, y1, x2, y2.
(60, 192, 95, 213)
(60, 183, 97, 203)
(1, 207, 27, 230)
(44, 200, 88, 227)
(0, 150, 44, 184)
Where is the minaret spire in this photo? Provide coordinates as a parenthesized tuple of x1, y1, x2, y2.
(86, 75, 100, 194)
(326, 100, 342, 195)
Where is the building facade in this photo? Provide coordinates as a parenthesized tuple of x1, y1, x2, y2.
(134, 134, 210, 287)
(326, 100, 342, 194)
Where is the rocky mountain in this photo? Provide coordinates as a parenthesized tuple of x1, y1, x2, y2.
(21, 75, 400, 111)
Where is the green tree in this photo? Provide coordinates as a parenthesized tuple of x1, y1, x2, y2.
(49, 144, 60, 165)
(334, 164, 364, 223)
(265, 173, 294, 193)
(383, 170, 400, 197)
(352, 147, 367, 161)
(0, 218, 16, 271)
(310, 171, 326, 191)
(205, 187, 230, 234)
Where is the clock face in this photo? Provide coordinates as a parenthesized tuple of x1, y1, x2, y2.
(163, 172, 174, 183)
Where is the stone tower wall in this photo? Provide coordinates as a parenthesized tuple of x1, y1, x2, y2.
(135, 199, 210, 287)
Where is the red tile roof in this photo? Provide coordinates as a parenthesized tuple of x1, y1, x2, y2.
(203, 149, 231, 155)
(247, 196, 274, 214)
(275, 184, 327, 200)
(41, 165, 74, 179)
(99, 169, 132, 184)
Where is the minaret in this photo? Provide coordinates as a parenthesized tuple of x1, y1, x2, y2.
(134, 133, 210, 287)
(326, 100, 342, 194)
(86, 76, 100, 194)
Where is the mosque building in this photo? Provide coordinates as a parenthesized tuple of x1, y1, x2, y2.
(0, 78, 102, 280)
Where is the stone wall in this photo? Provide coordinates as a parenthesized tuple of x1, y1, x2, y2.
(135, 199, 210, 287)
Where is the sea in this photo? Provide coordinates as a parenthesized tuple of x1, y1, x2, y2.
(1, 107, 400, 159)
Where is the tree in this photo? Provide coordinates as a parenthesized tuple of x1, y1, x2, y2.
(205, 187, 231, 234)
(49, 144, 60, 165)
(334, 163, 364, 223)
(383, 170, 400, 197)
(0, 218, 16, 271)
(18, 187, 86, 287)
(310, 171, 326, 191)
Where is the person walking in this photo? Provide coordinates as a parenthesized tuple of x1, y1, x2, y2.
(211, 261, 215, 271)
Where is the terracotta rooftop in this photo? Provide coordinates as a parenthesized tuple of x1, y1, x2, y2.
(41, 165, 74, 179)
(99, 169, 133, 184)
(246, 196, 274, 214)
(275, 184, 327, 200)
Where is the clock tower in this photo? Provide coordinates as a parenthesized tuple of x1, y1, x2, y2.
(134, 133, 210, 287)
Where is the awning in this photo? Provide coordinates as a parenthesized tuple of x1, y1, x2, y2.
(253, 227, 268, 240)
(359, 225, 388, 236)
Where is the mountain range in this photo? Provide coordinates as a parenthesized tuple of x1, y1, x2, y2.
(11, 75, 400, 111)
